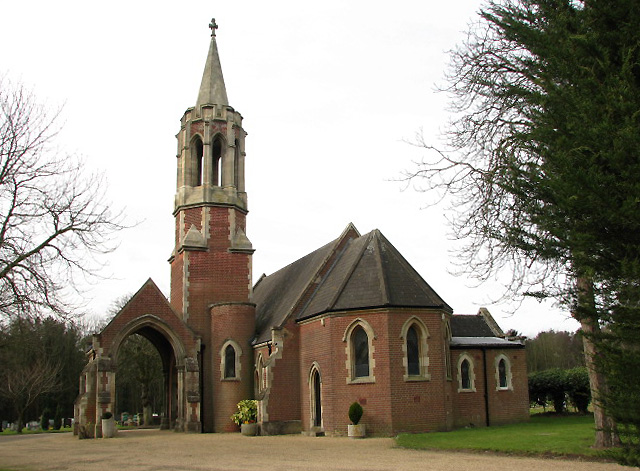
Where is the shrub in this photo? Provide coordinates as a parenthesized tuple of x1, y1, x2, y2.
(230, 400, 257, 425)
(529, 367, 592, 414)
(528, 369, 566, 413)
(53, 404, 63, 430)
(348, 402, 363, 425)
(565, 367, 591, 413)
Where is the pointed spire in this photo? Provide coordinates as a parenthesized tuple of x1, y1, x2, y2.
(196, 18, 229, 108)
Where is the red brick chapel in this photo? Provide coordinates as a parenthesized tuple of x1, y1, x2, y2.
(75, 20, 529, 438)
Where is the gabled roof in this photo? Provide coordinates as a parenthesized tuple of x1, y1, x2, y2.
(252, 225, 451, 344)
(297, 229, 451, 320)
(451, 308, 505, 338)
(450, 309, 522, 349)
(451, 314, 497, 337)
(252, 225, 359, 344)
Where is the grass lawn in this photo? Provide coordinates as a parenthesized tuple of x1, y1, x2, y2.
(396, 414, 603, 459)
(0, 426, 72, 435)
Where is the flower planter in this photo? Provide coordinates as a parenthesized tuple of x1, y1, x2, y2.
(347, 424, 365, 438)
(241, 422, 258, 436)
(101, 418, 116, 438)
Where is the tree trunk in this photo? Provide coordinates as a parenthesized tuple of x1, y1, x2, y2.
(141, 383, 152, 426)
(16, 410, 24, 434)
(143, 405, 153, 427)
(575, 277, 620, 449)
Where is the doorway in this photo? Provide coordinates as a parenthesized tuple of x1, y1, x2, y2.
(311, 368, 322, 428)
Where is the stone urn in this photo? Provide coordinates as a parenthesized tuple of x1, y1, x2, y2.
(101, 412, 117, 438)
(347, 424, 365, 438)
(241, 422, 258, 436)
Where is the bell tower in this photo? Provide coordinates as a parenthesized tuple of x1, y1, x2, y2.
(170, 19, 256, 433)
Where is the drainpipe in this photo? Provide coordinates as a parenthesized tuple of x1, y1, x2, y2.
(199, 346, 204, 433)
(482, 347, 490, 427)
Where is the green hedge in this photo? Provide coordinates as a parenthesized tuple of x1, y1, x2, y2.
(528, 367, 590, 413)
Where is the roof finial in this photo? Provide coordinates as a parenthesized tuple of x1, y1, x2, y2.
(209, 18, 218, 37)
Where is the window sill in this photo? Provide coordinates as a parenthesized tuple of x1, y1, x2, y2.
(457, 388, 477, 393)
(347, 376, 376, 385)
(403, 374, 431, 382)
(221, 378, 241, 382)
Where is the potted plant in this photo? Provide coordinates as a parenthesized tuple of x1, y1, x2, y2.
(231, 399, 258, 436)
(347, 402, 365, 438)
(101, 411, 117, 438)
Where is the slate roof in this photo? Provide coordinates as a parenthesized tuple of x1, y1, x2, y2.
(450, 313, 523, 348)
(252, 234, 343, 344)
(451, 314, 497, 337)
(252, 225, 452, 345)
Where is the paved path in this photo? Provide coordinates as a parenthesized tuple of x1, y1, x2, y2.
(0, 429, 626, 471)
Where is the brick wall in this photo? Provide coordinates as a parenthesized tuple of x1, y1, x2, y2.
(451, 349, 487, 428)
(388, 310, 451, 433)
(299, 310, 395, 436)
(298, 308, 461, 436)
(210, 302, 256, 432)
(451, 346, 529, 428)
(262, 320, 301, 423)
(486, 349, 530, 425)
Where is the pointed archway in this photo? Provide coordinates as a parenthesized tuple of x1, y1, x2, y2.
(74, 280, 202, 438)
(309, 364, 322, 430)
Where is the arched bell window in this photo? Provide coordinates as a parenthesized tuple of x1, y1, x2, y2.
(212, 136, 223, 187)
(234, 138, 240, 188)
(191, 136, 204, 186)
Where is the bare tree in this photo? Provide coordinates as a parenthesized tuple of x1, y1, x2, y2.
(0, 77, 124, 320)
(0, 359, 61, 433)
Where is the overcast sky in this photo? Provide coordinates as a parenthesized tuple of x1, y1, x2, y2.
(0, 1, 580, 336)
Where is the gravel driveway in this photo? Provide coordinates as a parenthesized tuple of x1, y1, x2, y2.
(0, 429, 627, 471)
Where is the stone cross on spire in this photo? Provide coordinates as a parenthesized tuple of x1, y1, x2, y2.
(209, 18, 218, 37)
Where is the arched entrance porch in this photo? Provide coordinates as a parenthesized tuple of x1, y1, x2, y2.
(74, 280, 202, 438)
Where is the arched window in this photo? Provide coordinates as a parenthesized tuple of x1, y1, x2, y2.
(457, 353, 476, 392)
(224, 344, 236, 379)
(495, 354, 512, 390)
(444, 321, 452, 380)
(234, 138, 240, 188)
(192, 136, 204, 186)
(461, 359, 471, 389)
(219, 340, 242, 381)
(343, 319, 376, 383)
(353, 326, 369, 378)
(212, 137, 223, 186)
(407, 326, 420, 375)
(400, 317, 430, 381)
(255, 353, 267, 395)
